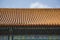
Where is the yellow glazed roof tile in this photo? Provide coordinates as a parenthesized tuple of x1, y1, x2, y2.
(0, 8, 60, 25)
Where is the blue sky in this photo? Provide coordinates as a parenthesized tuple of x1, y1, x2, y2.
(0, 0, 60, 8)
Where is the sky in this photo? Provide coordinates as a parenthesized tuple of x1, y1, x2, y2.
(0, 0, 60, 8)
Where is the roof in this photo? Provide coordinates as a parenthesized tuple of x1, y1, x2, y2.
(0, 8, 60, 26)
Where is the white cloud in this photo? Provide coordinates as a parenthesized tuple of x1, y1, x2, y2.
(30, 2, 51, 8)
